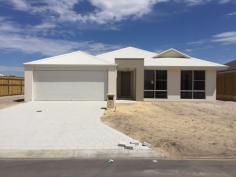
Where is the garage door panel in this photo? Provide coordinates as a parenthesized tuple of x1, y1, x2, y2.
(34, 70, 106, 82)
(34, 71, 107, 101)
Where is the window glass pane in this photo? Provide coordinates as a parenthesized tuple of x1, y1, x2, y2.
(144, 91, 155, 98)
(156, 81, 167, 90)
(181, 71, 192, 90)
(194, 71, 205, 80)
(193, 92, 205, 99)
(156, 70, 167, 80)
(155, 91, 167, 99)
(194, 81, 205, 90)
(181, 91, 192, 99)
(144, 70, 155, 90)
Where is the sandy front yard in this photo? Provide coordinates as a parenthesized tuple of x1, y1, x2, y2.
(102, 101, 236, 159)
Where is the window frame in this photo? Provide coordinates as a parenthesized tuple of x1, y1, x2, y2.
(180, 70, 206, 99)
(144, 70, 168, 99)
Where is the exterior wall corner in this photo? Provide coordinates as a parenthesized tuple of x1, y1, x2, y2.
(24, 66, 33, 102)
(167, 70, 181, 100)
(206, 70, 217, 101)
(108, 67, 117, 99)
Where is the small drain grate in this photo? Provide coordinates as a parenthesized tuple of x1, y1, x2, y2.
(36, 110, 42, 112)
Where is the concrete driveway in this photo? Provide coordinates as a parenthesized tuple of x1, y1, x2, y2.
(0, 101, 154, 158)
(0, 95, 24, 109)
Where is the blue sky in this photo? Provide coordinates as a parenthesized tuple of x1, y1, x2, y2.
(0, 0, 236, 76)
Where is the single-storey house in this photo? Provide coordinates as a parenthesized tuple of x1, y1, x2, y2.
(24, 47, 226, 101)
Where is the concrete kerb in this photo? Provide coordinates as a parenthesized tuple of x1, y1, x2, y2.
(0, 149, 163, 159)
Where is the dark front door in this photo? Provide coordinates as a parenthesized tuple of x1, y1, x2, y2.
(118, 71, 132, 99)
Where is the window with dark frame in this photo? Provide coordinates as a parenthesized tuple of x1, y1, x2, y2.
(144, 70, 167, 99)
(181, 70, 205, 99)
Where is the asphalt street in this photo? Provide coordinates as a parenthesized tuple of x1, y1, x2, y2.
(0, 159, 235, 177)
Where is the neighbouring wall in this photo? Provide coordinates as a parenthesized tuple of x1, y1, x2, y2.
(217, 70, 236, 101)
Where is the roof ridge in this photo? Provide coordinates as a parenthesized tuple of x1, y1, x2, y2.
(24, 51, 83, 64)
(97, 46, 156, 56)
(79, 51, 113, 64)
(24, 50, 114, 65)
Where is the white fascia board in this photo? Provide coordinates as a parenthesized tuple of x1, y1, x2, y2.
(144, 65, 228, 70)
(115, 58, 144, 60)
(24, 63, 117, 67)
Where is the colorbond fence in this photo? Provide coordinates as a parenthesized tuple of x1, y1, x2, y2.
(217, 71, 236, 101)
(0, 77, 24, 97)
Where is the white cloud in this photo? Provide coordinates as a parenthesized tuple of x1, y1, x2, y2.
(0, 17, 57, 35)
(6, 0, 162, 24)
(0, 16, 121, 55)
(5, 0, 234, 25)
(177, 0, 234, 6)
(0, 65, 23, 72)
(187, 39, 207, 45)
(0, 33, 121, 56)
(1, 0, 235, 56)
(185, 48, 193, 52)
(85, 0, 161, 24)
(0, 17, 22, 33)
(212, 31, 236, 44)
(8, 0, 29, 10)
(227, 12, 236, 16)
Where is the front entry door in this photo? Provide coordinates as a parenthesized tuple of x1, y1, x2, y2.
(118, 71, 132, 99)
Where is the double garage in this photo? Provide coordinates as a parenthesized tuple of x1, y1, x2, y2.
(24, 67, 111, 101)
(24, 51, 117, 102)
(33, 70, 108, 101)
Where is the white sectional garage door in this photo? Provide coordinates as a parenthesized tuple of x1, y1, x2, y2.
(34, 70, 107, 101)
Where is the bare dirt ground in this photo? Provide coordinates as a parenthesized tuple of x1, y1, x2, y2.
(0, 95, 24, 110)
(102, 101, 236, 159)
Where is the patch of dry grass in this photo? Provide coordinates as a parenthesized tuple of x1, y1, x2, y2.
(102, 101, 236, 159)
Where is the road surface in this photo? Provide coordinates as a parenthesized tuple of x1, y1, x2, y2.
(0, 159, 235, 177)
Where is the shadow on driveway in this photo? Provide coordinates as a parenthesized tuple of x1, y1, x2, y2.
(0, 95, 24, 109)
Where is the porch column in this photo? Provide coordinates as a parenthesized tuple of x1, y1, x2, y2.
(168, 70, 181, 100)
(24, 66, 34, 102)
(108, 67, 117, 99)
(206, 70, 216, 101)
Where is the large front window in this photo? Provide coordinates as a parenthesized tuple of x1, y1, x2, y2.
(181, 70, 205, 99)
(144, 70, 167, 99)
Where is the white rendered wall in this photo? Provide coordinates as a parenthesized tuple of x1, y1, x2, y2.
(108, 67, 117, 99)
(24, 67, 33, 102)
(167, 70, 180, 100)
(206, 70, 216, 101)
(167, 70, 216, 101)
(33, 70, 107, 101)
(24, 65, 114, 101)
(148, 69, 217, 101)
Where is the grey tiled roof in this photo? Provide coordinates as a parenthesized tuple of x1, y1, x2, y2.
(225, 60, 236, 71)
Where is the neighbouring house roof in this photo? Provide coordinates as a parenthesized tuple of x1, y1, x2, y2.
(0, 74, 5, 76)
(97, 46, 157, 64)
(224, 59, 236, 71)
(24, 51, 114, 66)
